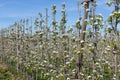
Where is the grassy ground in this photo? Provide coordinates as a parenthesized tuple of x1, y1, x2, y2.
(0, 62, 26, 80)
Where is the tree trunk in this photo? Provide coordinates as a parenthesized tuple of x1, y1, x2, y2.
(75, 1, 89, 79)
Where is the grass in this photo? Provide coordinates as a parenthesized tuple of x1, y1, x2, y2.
(0, 62, 26, 80)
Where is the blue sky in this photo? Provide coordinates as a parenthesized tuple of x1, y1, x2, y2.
(0, 0, 113, 29)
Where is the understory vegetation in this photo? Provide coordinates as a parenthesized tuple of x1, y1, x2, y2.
(0, 0, 120, 80)
(0, 62, 27, 80)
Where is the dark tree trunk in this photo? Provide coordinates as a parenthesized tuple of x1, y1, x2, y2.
(75, 1, 90, 79)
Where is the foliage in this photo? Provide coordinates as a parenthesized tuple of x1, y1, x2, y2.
(0, 0, 120, 80)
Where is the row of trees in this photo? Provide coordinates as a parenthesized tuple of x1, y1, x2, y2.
(0, 0, 120, 80)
